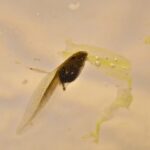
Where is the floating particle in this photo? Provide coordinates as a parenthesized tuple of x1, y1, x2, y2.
(68, 1, 80, 10)
(22, 79, 28, 85)
(15, 60, 21, 64)
(29, 67, 48, 73)
(33, 58, 40, 61)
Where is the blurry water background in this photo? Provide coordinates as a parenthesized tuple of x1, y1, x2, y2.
(0, 0, 150, 150)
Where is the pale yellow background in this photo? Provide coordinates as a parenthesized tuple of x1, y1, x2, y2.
(0, 0, 150, 150)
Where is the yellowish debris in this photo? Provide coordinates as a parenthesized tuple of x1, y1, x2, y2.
(144, 36, 150, 45)
(62, 40, 132, 142)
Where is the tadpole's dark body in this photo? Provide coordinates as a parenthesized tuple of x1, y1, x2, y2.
(57, 51, 88, 90)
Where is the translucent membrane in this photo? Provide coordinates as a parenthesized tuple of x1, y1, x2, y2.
(17, 69, 58, 133)
(62, 41, 132, 142)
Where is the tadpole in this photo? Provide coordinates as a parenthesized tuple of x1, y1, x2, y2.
(17, 51, 88, 133)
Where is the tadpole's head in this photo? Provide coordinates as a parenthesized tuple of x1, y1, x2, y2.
(69, 51, 88, 62)
(58, 51, 88, 90)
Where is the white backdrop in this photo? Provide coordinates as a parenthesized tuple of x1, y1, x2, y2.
(0, 0, 150, 150)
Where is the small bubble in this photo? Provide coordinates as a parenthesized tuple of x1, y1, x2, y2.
(95, 56, 99, 60)
(94, 56, 101, 66)
(114, 57, 118, 62)
(110, 63, 115, 68)
(95, 60, 101, 66)
(71, 72, 74, 75)
(65, 70, 69, 74)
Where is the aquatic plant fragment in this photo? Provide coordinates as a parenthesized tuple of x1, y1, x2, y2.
(62, 41, 132, 142)
(17, 51, 87, 133)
